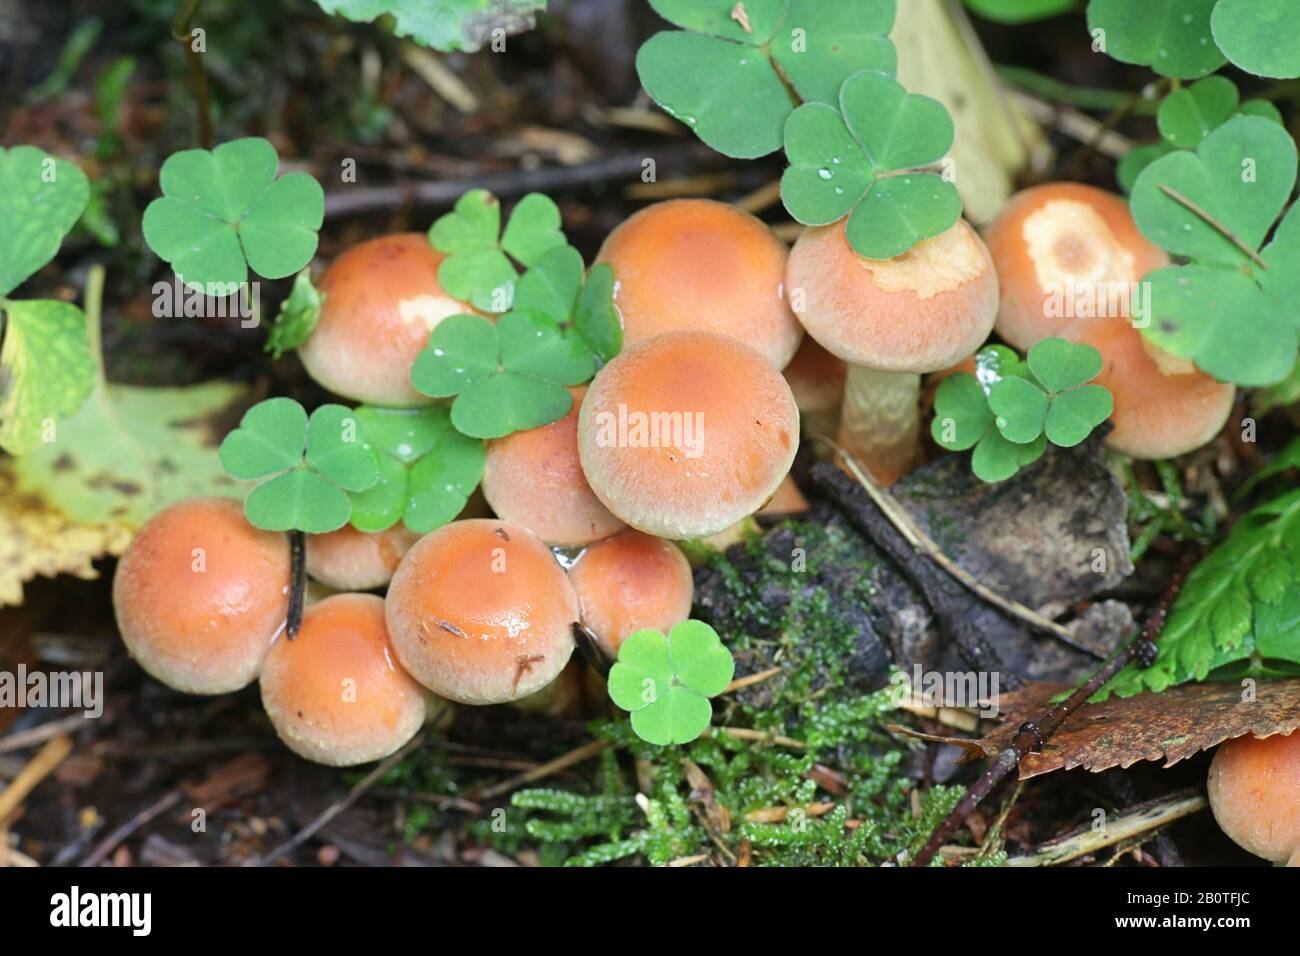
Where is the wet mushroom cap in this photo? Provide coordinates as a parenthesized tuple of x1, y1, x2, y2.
(577, 330, 800, 539)
(305, 523, 421, 591)
(112, 497, 289, 694)
(385, 519, 578, 704)
(259, 593, 429, 766)
(298, 233, 472, 407)
(481, 385, 626, 547)
(1208, 731, 1300, 863)
(786, 219, 999, 372)
(568, 530, 694, 657)
(984, 182, 1169, 351)
(595, 199, 804, 369)
(1060, 316, 1234, 459)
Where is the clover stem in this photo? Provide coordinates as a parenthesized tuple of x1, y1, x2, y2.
(171, 0, 213, 150)
(837, 366, 922, 487)
(286, 530, 306, 639)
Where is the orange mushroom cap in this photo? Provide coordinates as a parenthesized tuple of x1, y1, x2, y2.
(1060, 316, 1234, 459)
(984, 183, 1169, 351)
(260, 593, 429, 766)
(481, 385, 626, 547)
(786, 219, 998, 372)
(112, 498, 288, 694)
(1208, 731, 1300, 863)
(595, 199, 804, 369)
(305, 523, 421, 591)
(298, 233, 473, 407)
(577, 330, 799, 539)
(385, 519, 578, 704)
(568, 530, 694, 658)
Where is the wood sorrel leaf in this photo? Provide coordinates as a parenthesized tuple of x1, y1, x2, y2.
(770, 0, 896, 104)
(1087, 0, 1224, 80)
(971, 430, 1046, 483)
(0, 146, 90, 297)
(988, 376, 1048, 444)
(1027, 338, 1104, 392)
(245, 468, 352, 534)
(1044, 384, 1113, 448)
(1211, 0, 1300, 80)
(930, 372, 993, 452)
(1157, 76, 1239, 150)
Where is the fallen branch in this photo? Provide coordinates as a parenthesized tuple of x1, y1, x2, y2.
(1008, 791, 1207, 867)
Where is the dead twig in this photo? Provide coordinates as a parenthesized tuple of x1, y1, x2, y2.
(0, 735, 74, 824)
(1157, 183, 1269, 269)
(1008, 791, 1207, 867)
(468, 738, 612, 802)
(80, 790, 183, 867)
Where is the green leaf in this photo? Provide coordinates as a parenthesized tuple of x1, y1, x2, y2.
(781, 103, 874, 225)
(606, 620, 735, 746)
(573, 263, 622, 363)
(347, 454, 409, 532)
(1044, 385, 1112, 447)
(964, 0, 1075, 25)
(1130, 116, 1297, 267)
(1211, 0, 1300, 80)
(451, 373, 573, 439)
(1087, 0, 1224, 79)
(1116, 141, 1176, 194)
(1027, 337, 1103, 391)
(1156, 76, 1239, 149)
(848, 174, 962, 260)
(245, 468, 353, 533)
(0, 300, 95, 454)
(142, 137, 324, 294)
(989, 376, 1048, 444)
(264, 269, 322, 359)
(931, 372, 993, 451)
(305, 404, 378, 492)
(0, 146, 91, 297)
(219, 397, 308, 479)
(499, 310, 594, 384)
(971, 431, 1046, 483)
(770, 0, 897, 104)
(313, 0, 546, 53)
(841, 70, 953, 171)
(500, 193, 566, 267)
(649, 0, 789, 42)
(512, 244, 583, 322)
(409, 314, 501, 397)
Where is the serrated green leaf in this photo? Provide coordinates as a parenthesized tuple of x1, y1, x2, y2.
(1087, 0, 1224, 80)
(1044, 385, 1112, 447)
(0, 146, 91, 297)
(0, 300, 95, 455)
(989, 376, 1048, 444)
(313, 0, 546, 53)
(1211, 0, 1300, 80)
(1157, 76, 1239, 149)
(931, 372, 993, 451)
(1027, 337, 1103, 391)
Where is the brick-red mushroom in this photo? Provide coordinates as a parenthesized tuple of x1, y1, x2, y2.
(984, 183, 1168, 351)
(1059, 316, 1234, 459)
(568, 529, 693, 658)
(786, 220, 998, 485)
(385, 519, 578, 704)
(481, 385, 625, 547)
(297, 233, 474, 407)
(1208, 731, 1300, 865)
(577, 330, 799, 539)
(260, 593, 430, 766)
(305, 524, 420, 591)
(595, 199, 804, 369)
(112, 498, 289, 694)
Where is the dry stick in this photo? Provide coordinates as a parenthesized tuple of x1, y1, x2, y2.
(722, 666, 783, 696)
(286, 530, 306, 639)
(817, 438, 1096, 656)
(469, 738, 612, 802)
(79, 790, 183, 867)
(1007, 790, 1207, 867)
(909, 550, 1196, 867)
(258, 732, 426, 867)
(171, 0, 212, 150)
(1157, 184, 1270, 269)
(0, 713, 90, 754)
(0, 735, 73, 824)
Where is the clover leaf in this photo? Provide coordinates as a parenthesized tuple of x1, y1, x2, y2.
(142, 137, 324, 296)
(606, 620, 735, 746)
(313, 0, 546, 53)
(636, 0, 896, 159)
(219, 398, 379, 533)
(428, 190, 566, 313)
(347, 404, 485, 534)
(1211, 0, 1300, 80)
(1086, 0, 1224, 80)
(513, 245, 622, 364)
(265, 269, 322, 359)
(782, 70, 961, 259)
(409, 312, 593, 439)
(0, 146, 91, 297)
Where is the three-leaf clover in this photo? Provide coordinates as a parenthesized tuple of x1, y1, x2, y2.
(636, 0, 897, 159)
(264, 269, 323, 359)
(219, 398, 379, 533)
(1086, 0, 1224, 80)
(347, 404, 485, 533)
(782, 70, 961, 259)
(931, 339, 1112, 483)
(428, 190, 566, 313)
(142, 137, 324, 296)
(606, 620, 735, 746)
(1130, 116, 1300, 386)
(513, 245, 622, 364)
(1211, 0, 1300, 80)
(410, 312, 594, 439)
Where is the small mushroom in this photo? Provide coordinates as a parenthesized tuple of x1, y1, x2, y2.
(595, 199, 804, 369)
(1208, 731, 1300, 864)
(786, 219, 998, 485)
(984, 183, 1169, 351)
(568, 529, 694, 658)
(481, 385, 626, 547)
(298, 233, 474, 407)
(260, 593, 432, 766)
(305, 524, 421, 591)
(385, 519, 578, 704)
(112, 498, 289, 694)
(1059, 316, 1234, 458)
(577, 330, 799, 539)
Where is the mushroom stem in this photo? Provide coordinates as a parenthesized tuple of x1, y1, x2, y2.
(837, 367, 921, 486)
(286, 530, 306, 640)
